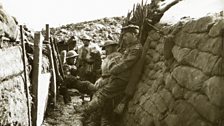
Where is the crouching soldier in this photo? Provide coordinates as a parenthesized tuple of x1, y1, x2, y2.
(75, 25, 142, 126)
(62, 50, 97, 103)
(59, 50, 79, 104)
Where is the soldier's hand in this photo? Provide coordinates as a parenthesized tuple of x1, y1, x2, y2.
(114, 103, 125, 115)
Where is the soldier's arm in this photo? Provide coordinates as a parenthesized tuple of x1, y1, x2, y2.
(111, 48, 141, 74)
(108, 55, 122, 71)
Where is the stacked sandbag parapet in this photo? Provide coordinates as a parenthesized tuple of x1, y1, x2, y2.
(122, 12, 224, 126)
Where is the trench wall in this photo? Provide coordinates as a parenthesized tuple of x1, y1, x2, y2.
(122, 13, 224, 126)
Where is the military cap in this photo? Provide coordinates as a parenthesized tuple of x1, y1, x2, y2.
(80, 34, 91, 41)
(70, 36, 78, 41)
(67, 36, 78, 44)
(66, 50, 79, 59)
(102, 40, 118, 49)
(121, 24, 139, 34)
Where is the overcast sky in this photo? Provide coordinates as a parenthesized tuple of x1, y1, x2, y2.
(1, 0, 223, 31)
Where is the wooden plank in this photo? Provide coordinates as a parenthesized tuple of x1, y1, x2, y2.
(31, 32, 43, 126)
(37, 73, 51, 126)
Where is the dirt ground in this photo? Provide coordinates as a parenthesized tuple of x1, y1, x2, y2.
(41, 89, 89, 126)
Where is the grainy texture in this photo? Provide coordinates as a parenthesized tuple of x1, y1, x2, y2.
(121, 13, 224, 126)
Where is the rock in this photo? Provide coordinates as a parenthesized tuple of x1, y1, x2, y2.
(194, 51, 219, 74)
(165, 114, 181, 126)
(139, 113, 154, 126)
(209, 20, 224, 37)
(155, 43, 164, 55)
(172, 100, 212, 126)
(143, 98, 160, 117)
(151, 93, 168, 113)
(139, 94, 149, 106)
(188, 94, 221, 123)
(165, 74, 184, 99)
(172, 66, 209, 91)
(174, 32, 207, 49)
(159, 89, 175, 110)
(152, 51, 161, 63)
(183, 50, 219, 74)
(0, 9, 18, 41)
(182, 16, 214, 33)
(198, 36, 222, 56)
(182, 49, 198, 66)
(211, 57, 224, 76)
(172, 46, 191, 63)
(204, 76, 224, 107)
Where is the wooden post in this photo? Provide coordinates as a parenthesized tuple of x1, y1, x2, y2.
(45, 24, 57, 106)
(31, 32, 43, 126)
(20, 25, 31, 126)
(221, 29, 224, 75)
(53, 38, 65, 78)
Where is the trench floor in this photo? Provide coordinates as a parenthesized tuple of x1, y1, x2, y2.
(41, 89, 88, 126)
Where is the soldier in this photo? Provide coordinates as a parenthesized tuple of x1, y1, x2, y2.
(85, 40, 122, 126)
(63, 50, 79, 76)
(75, 24, 142, 125)
(61, 50, 96, 104)
(67, 36, 78, 51)
(60, 50, 79, 104)
(77, 34, 99, 83)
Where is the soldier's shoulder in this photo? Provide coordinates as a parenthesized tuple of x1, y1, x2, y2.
(108, 52, 122, 59)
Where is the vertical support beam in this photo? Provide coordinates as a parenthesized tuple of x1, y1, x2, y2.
(45, 24, 57, 106)
(221, 29, 224, 75)
(31, 32, 43, 126)
(20, 25, 31, 126)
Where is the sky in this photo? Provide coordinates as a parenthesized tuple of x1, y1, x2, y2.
(1, 0, 224, 31)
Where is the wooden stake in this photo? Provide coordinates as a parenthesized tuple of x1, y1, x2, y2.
(32, 32, 43, 126)
(45, 24, 57, 106)
(53, 38, 65, 78)
(20, 25, 31, 126)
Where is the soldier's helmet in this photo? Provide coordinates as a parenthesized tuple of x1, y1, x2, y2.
(80, 34, 91, 41)
(121, 24, 139, 34)
(67, 36, 78, 44)
(66, 50, 79, 59)
(102, 40, 118, 49)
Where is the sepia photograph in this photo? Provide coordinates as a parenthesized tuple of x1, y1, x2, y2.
(0, 0, 223, 126)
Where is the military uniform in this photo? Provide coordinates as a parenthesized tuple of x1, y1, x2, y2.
(61, 50, 97, 103)
(85, 43, 122, 126)
(77, 46, 101, 83)
(81, 41, 142, 115)
(75, 25, 142, 126)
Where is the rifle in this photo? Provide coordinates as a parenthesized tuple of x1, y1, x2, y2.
(52, 37, 72, 104)
(114, 35, 152, 114)
(125, 36, 151, 97)
(51, 37, 64, 80)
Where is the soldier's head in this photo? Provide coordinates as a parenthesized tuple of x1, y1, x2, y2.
(66, 50, 79, 65)
(121, 24, 139, 45)
(80, 34, 91, 47)
(102, 40, 118, 55)
(67, 36, 78, 50)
